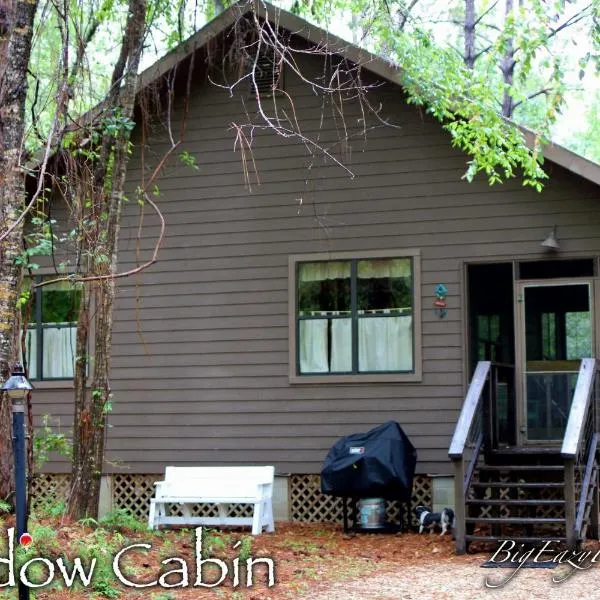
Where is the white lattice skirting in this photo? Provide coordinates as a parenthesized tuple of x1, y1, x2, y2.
(289, 474, 433, 527)
(31, 473, 435, 525)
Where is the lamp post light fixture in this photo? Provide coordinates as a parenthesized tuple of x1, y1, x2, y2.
(1, 363, 33, 600)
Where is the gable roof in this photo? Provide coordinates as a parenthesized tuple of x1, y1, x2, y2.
(106, 1, 600, 188)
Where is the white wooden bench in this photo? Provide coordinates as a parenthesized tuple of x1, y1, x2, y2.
(148, 466, 275, 535)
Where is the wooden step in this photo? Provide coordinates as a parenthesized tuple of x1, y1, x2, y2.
(491, 446, 561, 455)
(487, 448, 563, 466)
(466, 517, 565, 525)
(471, 482, 563, 489)
(478, 465, 564, 472)
(466, 499, 565, 506)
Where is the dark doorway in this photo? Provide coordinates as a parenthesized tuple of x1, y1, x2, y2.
(467, 263, 516, 446)
(468, 263, 515, 369)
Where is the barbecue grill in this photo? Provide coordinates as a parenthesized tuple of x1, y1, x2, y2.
(320, 421, 417, 532)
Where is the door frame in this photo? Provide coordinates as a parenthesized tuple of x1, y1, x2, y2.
(514, 278, 596, 446)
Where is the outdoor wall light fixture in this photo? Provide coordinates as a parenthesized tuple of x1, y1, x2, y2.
(1, 363, 33, 600)
(541, 226, 560, 251)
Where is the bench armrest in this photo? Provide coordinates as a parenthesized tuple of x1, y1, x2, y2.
(153, 481, 168, 496)
(258, 482, 273, 498)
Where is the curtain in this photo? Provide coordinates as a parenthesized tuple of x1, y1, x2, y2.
(300, 316, 413, 373)
(330, 319, 351, 372)
(357, 258, 411, 279)
(299, 262, 351, 282)
(20, 326, 76, 379)
(299, 320, 328, 373)
(42, 326, 77, 378)
(22, 329, 37, 379)
(358, 315, 413, 372)
(300, 259, 410, 282)
(299, 318, 352, 373)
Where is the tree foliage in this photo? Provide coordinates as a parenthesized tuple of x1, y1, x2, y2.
(293, 0, 600, 168)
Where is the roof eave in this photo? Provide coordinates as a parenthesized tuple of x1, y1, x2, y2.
(29, 0, 600, 188)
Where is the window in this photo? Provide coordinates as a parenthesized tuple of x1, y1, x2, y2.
(21, 278, 81, 380)
(518, 259, 595, 279)
(476, 314, 501, 361)
(291, 250, 421, 382)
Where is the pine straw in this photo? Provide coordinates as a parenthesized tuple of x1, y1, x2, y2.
(4, 519, 599, 599)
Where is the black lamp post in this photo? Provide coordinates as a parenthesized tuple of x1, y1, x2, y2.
(1, 363, 32, 600)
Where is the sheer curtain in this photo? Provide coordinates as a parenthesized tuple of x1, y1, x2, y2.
(22, 326, 76, 379)
(330, 319, 351, 371)
(358, 315, 413, 372)
(299, 318, 352, 373)
(299, 262, 351, 283)
(42, 326, 77, 378)
(357, 258, 411, 279)
(299, 320, 328, 373)
(22, 329, 37, 378)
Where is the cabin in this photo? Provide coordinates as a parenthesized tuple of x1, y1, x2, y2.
(28, 1, 600, 550)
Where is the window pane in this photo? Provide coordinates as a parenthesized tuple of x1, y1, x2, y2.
(357, 258, 412, 312)
(42, 281, 81, 323)
(299, 319, 328, 373)
(18, 329, 37, 379)
(358, 315, 413, 372)
(298, 262, 351, 315)
(20, 278, 82, 380)
(42, 326, 77, 378)
(299, 318, 351, 373)
(541, 313, 556, 360)
(526, 373, 576, 440)
(477, 315, 490, 340)
(330, 319, 352, 372)
(566, 312, 592, 359)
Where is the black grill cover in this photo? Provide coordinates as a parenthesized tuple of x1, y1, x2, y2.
(320, 421, 417, 501)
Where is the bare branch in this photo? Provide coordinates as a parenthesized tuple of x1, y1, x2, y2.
(473, 43, 494, 62)
(474, 0, 499, 26)
(547, 4, 592, 42)
(512, 87, 553, 110)
(34, 144, 178, 289)
(398, 0, 421, 31)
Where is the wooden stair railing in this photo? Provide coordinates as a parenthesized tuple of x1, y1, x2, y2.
(449, 361, 491, 554)
(450, 359, 599, 553)
(561, 358, 599, 548)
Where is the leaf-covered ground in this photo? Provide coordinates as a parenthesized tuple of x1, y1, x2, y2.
(0, 514, 599, 599)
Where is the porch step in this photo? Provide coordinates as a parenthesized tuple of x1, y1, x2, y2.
(466, 499, 565, 506)
(465, 517, 565, 525)
(478, 465, 564, 472)
(471, 482, 563, 489)
(487, 448, 563, 466)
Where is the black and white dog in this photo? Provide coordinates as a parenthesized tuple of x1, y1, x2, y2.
(415, 505, 455, 536)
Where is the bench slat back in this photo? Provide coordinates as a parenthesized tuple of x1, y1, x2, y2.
(158, 466, 274, 500)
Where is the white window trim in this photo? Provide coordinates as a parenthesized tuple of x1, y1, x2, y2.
(288, 248, 422, 384)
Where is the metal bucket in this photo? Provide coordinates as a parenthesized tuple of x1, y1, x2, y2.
(358, 498, 386, 529)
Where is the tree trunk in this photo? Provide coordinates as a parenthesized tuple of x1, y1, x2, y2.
(67, 0, 147, 519)
(464, 0, 476, 68)
(0, 0, 39, 502)
(501, 0, 516, 117)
